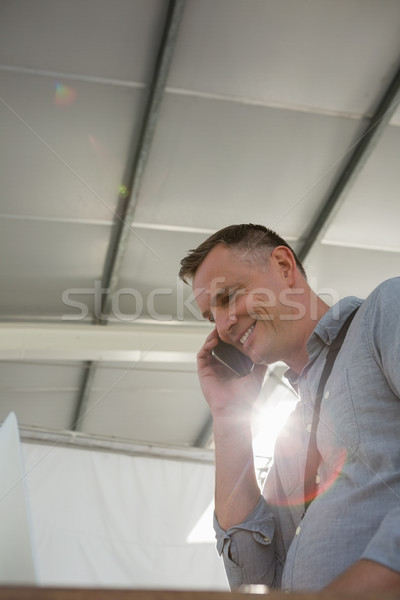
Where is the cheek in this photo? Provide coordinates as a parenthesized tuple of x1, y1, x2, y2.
(246, 293, 276, 320)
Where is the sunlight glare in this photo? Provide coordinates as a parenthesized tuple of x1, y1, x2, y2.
(253, 388, 297, 460)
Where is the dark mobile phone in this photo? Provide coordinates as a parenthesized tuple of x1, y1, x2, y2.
(211, 338, 254, 377)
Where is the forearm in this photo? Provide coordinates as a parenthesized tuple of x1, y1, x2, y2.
(324, 559, 400, 592)
(213, 413, 261, 531)
(195, 331, 267, 529)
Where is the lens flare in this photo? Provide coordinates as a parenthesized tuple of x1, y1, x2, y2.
(119, 184, 129, 198)
(54, 82, 77, 106)
(271, 447, 347, 509)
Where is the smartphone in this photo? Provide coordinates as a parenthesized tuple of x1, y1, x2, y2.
(211, 338, 254, 377)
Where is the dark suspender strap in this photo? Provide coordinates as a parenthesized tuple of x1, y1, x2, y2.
(303, 306, 360, 514)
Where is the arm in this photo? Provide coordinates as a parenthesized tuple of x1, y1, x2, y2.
(328, 280, 400, 592)
(197, 329, 267, 529)
(198, 330, 283, 589)
(325, 559, 400, 592)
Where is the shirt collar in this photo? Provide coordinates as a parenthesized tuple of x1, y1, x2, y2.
(285, 296, 363, 387)
(309, 296, 363, 351)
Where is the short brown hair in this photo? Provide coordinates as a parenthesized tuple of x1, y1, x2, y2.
(179, 223, 306, 283)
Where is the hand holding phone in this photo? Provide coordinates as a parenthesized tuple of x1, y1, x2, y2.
(211, 338, 254, 377)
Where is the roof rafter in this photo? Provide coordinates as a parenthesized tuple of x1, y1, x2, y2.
(298, 60, 400, 261)
(72, 0, 186, 431)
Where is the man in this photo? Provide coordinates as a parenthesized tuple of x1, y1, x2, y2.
(179, 223, 400, 592)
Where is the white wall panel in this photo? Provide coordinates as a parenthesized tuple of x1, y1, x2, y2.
(22, 443, 228, 590)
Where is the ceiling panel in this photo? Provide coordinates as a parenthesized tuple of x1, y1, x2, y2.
(169, 0, 400, 116)
(0, 71, 144, 222)
(135, 93, 368, 237)
(79, 364, 209, 446)
(305, 243, 400, 301)
(0, 361, 82, 428)
(0, 220, 110, 317)
(117, 228, 210, 322)
(323, 123, 400, 251)
(0, 0, 166, 82)
(390, 105, 400, 126)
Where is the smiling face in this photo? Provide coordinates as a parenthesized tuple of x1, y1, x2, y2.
(193, 243, 308, 368)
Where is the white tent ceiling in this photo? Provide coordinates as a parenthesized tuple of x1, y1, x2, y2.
(1, 0, 400, 459)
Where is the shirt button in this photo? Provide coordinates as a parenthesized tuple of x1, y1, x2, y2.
(315, 474, 321, 484)
(262, 536, 270, 543)
(295, 526, 301, 536)
(324, 390, 330, 399)
(306, 423, 312, 432)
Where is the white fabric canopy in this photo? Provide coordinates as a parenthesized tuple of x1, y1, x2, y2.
(22, 443, 228, 590)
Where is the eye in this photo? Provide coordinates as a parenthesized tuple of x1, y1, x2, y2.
(221, 289, 237, 304)
(227, 288, 244, 305)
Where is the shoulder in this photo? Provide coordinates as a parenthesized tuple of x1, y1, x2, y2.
(363, 277, 400, 315)
(372, 276, 400, 294)
(360, 278, 400, 352)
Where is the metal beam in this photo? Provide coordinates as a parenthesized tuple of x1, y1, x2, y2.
(72, 0, 186, 430)
(0, 322, 204, 362)
(194, 416, 214, 450)
(73, 362, 98, 431)
(71, 361, 97, 431)
(298, 61, 400, 261)
(20, 427, 214, 465)
(100, 0, 186, 319)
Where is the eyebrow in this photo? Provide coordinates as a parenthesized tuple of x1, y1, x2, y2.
(201, 286, 231, 320)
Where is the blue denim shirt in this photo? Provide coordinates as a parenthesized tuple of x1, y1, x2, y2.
(214, 277, 400, 591)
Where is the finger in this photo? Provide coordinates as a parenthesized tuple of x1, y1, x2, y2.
(198, 328, 219, 356)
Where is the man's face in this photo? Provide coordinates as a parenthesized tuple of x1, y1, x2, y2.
(192, 243, 298, 366)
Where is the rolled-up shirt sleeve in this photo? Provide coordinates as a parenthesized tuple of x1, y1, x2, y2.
(213, 496, 280, 590)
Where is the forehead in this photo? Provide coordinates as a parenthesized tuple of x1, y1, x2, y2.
(193, 244, 244, 287)
(194, 242, 270, 279)
(192, 245, 240, 314)
(192, 244, 268, 305)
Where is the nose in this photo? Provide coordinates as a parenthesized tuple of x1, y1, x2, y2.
(214, 310, 238, 342)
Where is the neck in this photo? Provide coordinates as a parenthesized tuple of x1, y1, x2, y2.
(287, 291, 330, 374)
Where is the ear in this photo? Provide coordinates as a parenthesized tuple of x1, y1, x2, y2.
(270, 246, 297, 285)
